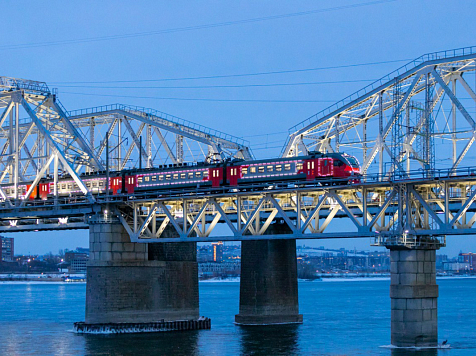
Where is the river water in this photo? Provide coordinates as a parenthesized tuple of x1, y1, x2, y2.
(0, 278, 475, 355)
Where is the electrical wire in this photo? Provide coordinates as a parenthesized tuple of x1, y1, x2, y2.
(50, 59, 410, 84)
(60, 91, 337, 103)
(0, 0, 399, 52)
(54, 79, 377, 89)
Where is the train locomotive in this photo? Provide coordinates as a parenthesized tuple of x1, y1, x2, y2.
(3, 151, 361, 200)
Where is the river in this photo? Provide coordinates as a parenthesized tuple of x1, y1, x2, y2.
(0, 278, 475, 355)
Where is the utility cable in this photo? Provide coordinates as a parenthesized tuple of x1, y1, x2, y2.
(0, 0, 398, 51)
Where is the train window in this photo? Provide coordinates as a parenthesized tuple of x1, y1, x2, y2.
(145, 176, 150, 182)
(99, 181, 103, 187)
(196, 172, 201, 178)
(5, 189, 9, 194)
(267, 165, 273, 172)
(258, 166, 265, 173)
(138, 177, 143, 183)
(159, 175, 164, 181)
(242, 167, 248, 174)
(68, 184, 72, 189)
(188, 173, 194, 179)
(166, 175, 171, 180)
(276, 165, 282, 172)
(203, 171, 209, 178)
(173, 174, 178, 179)
(297, 163, 303, 170)
(93, 182, 97, 187)
(86, 182, 91, 187)
(334, 160, 344, 167)
(250, 167, 256, 173)
(324, 160, 328, 166)
(151, 176, 157, 181)
(61, 184, 66, 189)
(181, 173, 186, 179)
(284, 164, 291, 171)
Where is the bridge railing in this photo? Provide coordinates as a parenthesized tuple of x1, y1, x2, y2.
(0, 76, 50, 94)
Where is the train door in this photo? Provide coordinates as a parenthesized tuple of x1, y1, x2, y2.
(226, 166, 240, 186)
(39, 183, 50, 200)
(125, 175, 137, 194)
(303, 159, 317, 181)
(26, 185, 38, 200)
(209, 168, 223, 188)
(320, 158, 333, 176)
(109, 177, 122, 195)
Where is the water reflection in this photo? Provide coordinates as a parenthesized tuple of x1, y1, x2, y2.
(83, 329, 199, 355)
(391, 348, 438, 356)
(239, 324, 300, 355)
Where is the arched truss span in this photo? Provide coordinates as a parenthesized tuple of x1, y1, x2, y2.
(283, 46, 476, 179)
(67, 104, 253, 171)
(0, 77, 252, 205)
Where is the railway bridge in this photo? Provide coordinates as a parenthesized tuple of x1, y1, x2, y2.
(1, 45, 476, 347)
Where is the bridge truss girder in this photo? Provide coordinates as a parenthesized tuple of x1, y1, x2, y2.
(110, 174, 476, 248)
(67, 104, 253, 171)
(283, 46, 476, 180)
(0, 78, 102, 204)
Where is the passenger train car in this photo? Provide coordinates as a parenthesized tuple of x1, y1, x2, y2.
(2, 152, 360, 200)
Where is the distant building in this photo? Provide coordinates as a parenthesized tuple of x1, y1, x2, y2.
(443, 261, 470, 273)
(1, 236, 14, 262)
(64, 249, 89, 273)
(212, 242, 223, 262)
(459, 253, 476, 271)
(198, 261, 240, 278)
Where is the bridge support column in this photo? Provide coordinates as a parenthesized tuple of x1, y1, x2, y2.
(76, 220, 209, 333)
(235, 224, 302, 325)
(389, 247, 438, 347)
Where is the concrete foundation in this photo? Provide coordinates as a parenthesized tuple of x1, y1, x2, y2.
(83, 221, 202, 328)
(235, 224, 302, 325)
(389, 248, 438, 347)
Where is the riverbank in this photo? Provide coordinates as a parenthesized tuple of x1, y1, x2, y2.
(0, 273, 85, 282)
(1, 273, 475, 283)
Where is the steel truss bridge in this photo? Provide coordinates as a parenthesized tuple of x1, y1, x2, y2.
(1, 46, 476, 248)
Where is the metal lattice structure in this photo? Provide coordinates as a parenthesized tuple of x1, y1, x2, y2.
(67, 104, 253, 171)
(115, 171, 476, 248)
(282, 46, 476, 180)
(0, 77, 103, 205)
(1, 46, 476, 249)
(0, 77, 252, 210)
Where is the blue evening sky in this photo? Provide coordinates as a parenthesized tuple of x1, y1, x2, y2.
(2, 0, 476, 256)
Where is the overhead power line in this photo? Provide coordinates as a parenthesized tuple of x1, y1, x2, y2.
(54, 79, 377, 89)
(61, 91, 336, 103)
(0, 0, 398, 52)
(50, 59, 410, 84)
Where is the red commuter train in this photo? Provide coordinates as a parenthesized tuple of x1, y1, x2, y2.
(2, 152, 361, 200)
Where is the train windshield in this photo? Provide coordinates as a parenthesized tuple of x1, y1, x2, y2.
(344, 157, 359, 168)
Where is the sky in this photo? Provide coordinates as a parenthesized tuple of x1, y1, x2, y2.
(2, 0, 476, 257)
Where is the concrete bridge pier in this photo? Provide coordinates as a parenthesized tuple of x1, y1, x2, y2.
(76, 219, 210, 333)
(235, 223, 302, 325)
(389, 246, 439, 347)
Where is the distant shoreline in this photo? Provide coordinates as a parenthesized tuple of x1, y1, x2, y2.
(1, 274, 475, 284)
